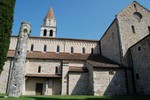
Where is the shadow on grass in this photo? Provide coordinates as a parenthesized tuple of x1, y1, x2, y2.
(26, 96, 112, 100)
(0, 96, 4, 98)
(25, 96, 150, 100)
(0, 94, 5, 98)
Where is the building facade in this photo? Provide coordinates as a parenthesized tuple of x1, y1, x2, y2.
(0, 1, 150, 96)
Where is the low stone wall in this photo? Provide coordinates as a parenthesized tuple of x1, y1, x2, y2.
(0, 59, 11, 93)
(25, 77, 61, 95)
(93, 68, 127, 96)
(68, 72, 89, 95)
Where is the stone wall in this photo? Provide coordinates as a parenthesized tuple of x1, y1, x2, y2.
(52, 79, 61, 95)
(69, 61, 86, 68)
(100, 20, 121, 64)
(93, 68, 127, 96)
(9, 36, 99, 54)
(87, 62, 94, 95)
(0, 59, 11, 93)
(61, 61, 69, 95)
(25, 78, 61, 95)
(25, 78, 46, 95)
(117, 2, 150, 66)
(26, 59, 61, 74)
(130, 35, 150, 95)
(68, 72, 89, 95)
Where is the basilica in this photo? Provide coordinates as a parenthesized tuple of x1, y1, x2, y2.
(0, 1, 150, 96)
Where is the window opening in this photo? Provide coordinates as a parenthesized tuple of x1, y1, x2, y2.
(71, 47, 74, 53)
(148, 26, 150, 34)
(57, 45, 60, 52)
(38, 66, 41, 73)
(82, 47, 85, 54)
(136, 73, 139, 80)
(131, 26, 135, 33)
(44, 45, 47, 52)
(50, 30, 53, 36)
(138, 46, 141, 51)
(43, 29, 47, 36)
(55, 67, 58, 74)
(31, 44, 34, 51)
(91, 48, 94, 54)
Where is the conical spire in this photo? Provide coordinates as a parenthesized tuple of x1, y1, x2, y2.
(45, 6, 55, 19)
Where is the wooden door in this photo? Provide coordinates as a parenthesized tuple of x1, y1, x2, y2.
(36, 83, 43, 95)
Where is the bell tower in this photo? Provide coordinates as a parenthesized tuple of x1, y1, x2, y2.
(40, 6, 57, 37)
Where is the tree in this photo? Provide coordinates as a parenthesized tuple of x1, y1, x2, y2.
(0, 0, 16, 73)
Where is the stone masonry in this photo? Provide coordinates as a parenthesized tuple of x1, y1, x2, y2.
(0, 1, 150, 96)
(130, 35, 150, 95)
(7, 22, 31, 97)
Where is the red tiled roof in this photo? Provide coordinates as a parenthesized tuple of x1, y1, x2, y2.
(7, 50, 125, 68)
(87, 54, 126, 68)
(7, 50, 89, 60)
(45, 6, 55, 19)
(25, 73, 61, 78)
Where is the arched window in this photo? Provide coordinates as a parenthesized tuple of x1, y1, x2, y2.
(43, 29, 47, 36)
(30, 44, 34, 51)
(71, 47, 74, 53)
(38, 66, 41, 73)
(55, 67, 59, 74)
(91, 48, 94, 54)
(44, 45, 47, 52)
(57, 45, 60, 52)
(50, 30, 53, 36)
(82, 47, 85, 54)
(131, 26, 135, 33)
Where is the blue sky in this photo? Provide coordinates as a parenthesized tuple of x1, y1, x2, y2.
(12, 0, 150, 40)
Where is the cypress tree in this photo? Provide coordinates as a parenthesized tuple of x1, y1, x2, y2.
(0, 0, 16, 73)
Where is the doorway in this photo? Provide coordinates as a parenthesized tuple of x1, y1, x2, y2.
(36, 83, 43, 95)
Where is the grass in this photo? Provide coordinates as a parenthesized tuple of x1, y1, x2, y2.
(0, 94, 150, 100)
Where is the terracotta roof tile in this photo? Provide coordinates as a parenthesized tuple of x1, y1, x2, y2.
(87, 54, 126, 68)
(7, 50, 124, 68)
(7, 50, 89, 60)
(45, 6, 55, 19)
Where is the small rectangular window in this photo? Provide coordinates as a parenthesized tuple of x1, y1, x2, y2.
(148, 42, 150, 49)
(112, 32, 114, 40)
(57, 45, 60, 52)
(44, 45, 47, 52)
(136, 73, 139, 80)
(82, 47, 85, 54)
(55, 67, 58, 74)
(31, 44, 34, 51)
(18, 51, 20, 55)
(138, 46, 141, 51)
(148, 26, 150, 34)
(71, 47, 74, 53)
(38, 67, 41, 73)
(132, 26, 135, 33)
(91, 48, 94, 54)
(109, 70, 114, 75)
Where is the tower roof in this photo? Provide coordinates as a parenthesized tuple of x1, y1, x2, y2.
(45, 6, 55, 19)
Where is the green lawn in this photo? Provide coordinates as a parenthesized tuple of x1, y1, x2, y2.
(0, 94, 150, 100)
